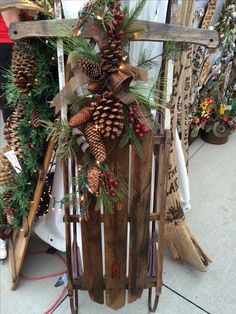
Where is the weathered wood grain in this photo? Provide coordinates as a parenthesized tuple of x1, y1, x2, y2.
(8, 137, 55, 290)
(103, 143, 129, 310)
(81, 196, 104, 304)
(128, 133, 153, 303)
(8, 18, 219, 48)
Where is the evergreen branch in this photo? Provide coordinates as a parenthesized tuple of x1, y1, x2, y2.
(137, 49, 161, 68)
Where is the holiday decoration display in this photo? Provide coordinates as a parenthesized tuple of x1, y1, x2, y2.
(0, 25, 57, 230)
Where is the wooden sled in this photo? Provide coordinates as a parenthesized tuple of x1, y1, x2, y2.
(63, 119, 171, 313)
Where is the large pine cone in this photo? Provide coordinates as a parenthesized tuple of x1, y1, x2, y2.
(90, 91, 124, 139)
(84, 122, 106, 162)
(87, 167, 100, 194)
(11, 40, 37, 94)
(69, 107, 92, 127)
(4, 101, 25, 160)
(101, 42, 123, 73)
(78, 58, 102, 80)
(30, 109, 41, 128)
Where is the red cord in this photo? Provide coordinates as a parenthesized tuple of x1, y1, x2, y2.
(20, 251, 68, 314)
(42, 287, 67, 314)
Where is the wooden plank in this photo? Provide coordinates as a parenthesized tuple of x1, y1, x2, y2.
(8, 137, 55, 290)
(156, 130, 171, 295)
(128, 133, 153, 303)
(81, 197, 104, 304)
(103, 143, 129, 310)
(8, 18, 219, 48)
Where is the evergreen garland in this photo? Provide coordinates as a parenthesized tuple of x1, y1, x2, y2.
(0, 39, 57, 228)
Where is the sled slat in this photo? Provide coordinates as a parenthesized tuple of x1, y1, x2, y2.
(128, 133, 153, 303)
(104, 144, 129, 310)
(81, 197, 104, 304)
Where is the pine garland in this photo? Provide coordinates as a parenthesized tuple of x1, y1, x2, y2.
(0, 38, 57, 228)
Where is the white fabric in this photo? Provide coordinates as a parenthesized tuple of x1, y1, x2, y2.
(175, 129, 191, 212)
(0, 239, 7, 260)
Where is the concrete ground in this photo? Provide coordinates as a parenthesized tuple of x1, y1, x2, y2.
(1, 133, 236, 314)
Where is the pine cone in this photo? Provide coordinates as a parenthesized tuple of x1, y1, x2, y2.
(4, 101, 25, 160)
(78, 58, 102, 80)
(87, 167, 100, 194)
(87, 80, 103, 93)
(101, 42, 123, 73)
(69, 107, 92, 127)
(2, 191, 15, 225)
(84, 122, 106, 162)
(30, 109, 41, 128)
(90, 91, 124, 139)
(0, 149, 13, 185)
(11, 40, 37, 94)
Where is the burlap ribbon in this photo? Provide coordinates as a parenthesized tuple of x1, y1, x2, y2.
(52, 52, 148, 114)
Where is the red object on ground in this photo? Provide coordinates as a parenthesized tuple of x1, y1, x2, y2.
(0, 13, 13, 43)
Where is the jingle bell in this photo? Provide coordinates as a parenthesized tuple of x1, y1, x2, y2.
(109, 71, 133, 94)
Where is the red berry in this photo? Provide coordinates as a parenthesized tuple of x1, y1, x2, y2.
(101, 182, 105, 187)
(118, 30, 124, 37)
(135, 124, 141, 129)
(135, 129, 140, 134)
(139, 133, 144, 138)
(119, 13, 124, 20)
(129, 111, 134, 116)
(140, 122, 145, 127)
(106, 171, 110, 177)
(114, 181, 119, 187)
(100, 173, 105, 178)
(144, 128, 149, 133)
(108, 29, 113, 35)
(110, 187, 114, 192)
(106, 191, 110, 196)
(109, 178, 114, 183)
(113, 20, 118, 27)
(129, 118, 134, 123)
(132, 107, 137, 112)
(112, 192, 116, 197)
(137, 113, 142, 118)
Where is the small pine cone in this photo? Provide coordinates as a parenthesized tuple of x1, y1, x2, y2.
(101, 42, 123, 73)
(69, 107, 92, 127)
(84, 122, 106, 162)
(87, 80, 103, 93)
(87, 167, 100, 194)
(4, 206, 15, 225)
(78, 58, 102, 80)
(90, 91, 124, 139)
(30, 109, 41, 128)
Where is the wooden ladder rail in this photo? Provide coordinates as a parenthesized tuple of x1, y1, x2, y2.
(8, 136, 56, 290)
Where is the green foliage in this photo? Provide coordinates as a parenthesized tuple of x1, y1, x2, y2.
(120, 0, 147, 44)
(1, 39, 57, 228)
(42, 119, 79, 160)
(48, 34, 100, 63)
(119, 111, 143, 158)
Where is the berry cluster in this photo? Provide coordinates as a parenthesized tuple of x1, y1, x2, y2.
(129, 106, 149, 138)
(100, 171, 119, 198)
(107, 2, 125, 42)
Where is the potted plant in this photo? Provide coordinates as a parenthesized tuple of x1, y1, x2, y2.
(191, 91, 236, 144)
